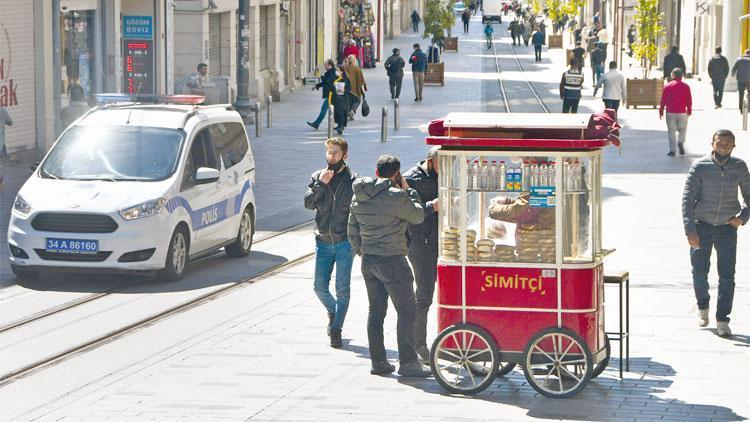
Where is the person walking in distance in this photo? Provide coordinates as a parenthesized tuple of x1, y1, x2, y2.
(411, 10, 421, 33)
(343, 55, 367, 120)
(560, 57, 584, 113)
(659, 68, 692, 157)
(484, 23, 494, 50)
(0, 106, 12, 187)
(384, 48, 405, 99)
(462, 9, 471, 33)
(731, 49, 750, 114)
(593, 61, 626, 113)
(331, 65, 352, 135)
(531, 28, 544, 62)
(307, 59, 337, 130)
(348, 155, 431, 378)
(682, 129, 750, 337)
(409, 43, 427, 102)
(663, 46, 686, 81)
(572, 42, 586, 71)
(304, 137, 358, 348)
(404, 147, 440, 364)
(707, 47, 730, 109)
(626, 24, 636, 57)
(589, 42, 606, 86)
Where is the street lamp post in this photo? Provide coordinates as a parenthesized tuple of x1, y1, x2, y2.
(235, 0, 253, 121)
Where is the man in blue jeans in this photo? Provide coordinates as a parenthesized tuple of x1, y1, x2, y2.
(682, 130, 750, 337)
(304, 137, 358, 347)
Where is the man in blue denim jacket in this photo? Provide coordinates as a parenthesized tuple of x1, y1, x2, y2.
(682, 129, 750, 337)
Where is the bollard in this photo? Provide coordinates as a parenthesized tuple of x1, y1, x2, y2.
(381, 106, 388, 142)
(254, 102, 261, 137)
(266, 95, 273, 128)
(327, 104, 334, 138)
(744, 94, 749, 131)
(393, 99, 400, 131)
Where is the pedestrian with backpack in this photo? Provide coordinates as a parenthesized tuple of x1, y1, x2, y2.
(384, 48, 405, 99)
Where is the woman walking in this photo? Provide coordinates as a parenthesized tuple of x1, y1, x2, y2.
(331, 65, 351, 135)
(343, 55, 367, 120)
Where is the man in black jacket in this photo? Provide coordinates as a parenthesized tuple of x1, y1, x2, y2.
(404, 147, 440, 363)
(307, 59, 337, 130)
(384, 48, 405, 99)
(707, 47, 730, 109)
(663, 46, 686, 81)
(304, 137, 358, 348)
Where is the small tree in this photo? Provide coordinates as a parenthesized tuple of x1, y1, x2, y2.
(632, 0, 665, 78)
(531, 0, 542, 15)
(423, 0, 456, 43)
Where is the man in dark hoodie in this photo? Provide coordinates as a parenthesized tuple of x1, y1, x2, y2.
(707, 47, 729, 109)
(304, 137, 358, 348)
(663, 46, 686, 81)
(348, 155, 431, 378)
(403, 147, 440, 364)
(307, 59, 337, 130)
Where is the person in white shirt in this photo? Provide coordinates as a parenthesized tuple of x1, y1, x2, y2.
(593, 61, 626, 112)
(596, 25, 609, 52)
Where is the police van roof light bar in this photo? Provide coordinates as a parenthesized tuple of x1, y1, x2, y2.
(95, 94, 206, 105)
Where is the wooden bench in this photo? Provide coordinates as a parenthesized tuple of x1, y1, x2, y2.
(604, 270, 630, 379)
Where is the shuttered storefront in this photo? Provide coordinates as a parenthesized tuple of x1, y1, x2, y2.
(0, 0, 37, 156)
(208, 13, 222, 79)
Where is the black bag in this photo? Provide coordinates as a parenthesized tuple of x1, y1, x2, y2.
(361, 95, 370, 117)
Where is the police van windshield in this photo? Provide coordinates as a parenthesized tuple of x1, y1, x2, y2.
(40, 126, 184, 181)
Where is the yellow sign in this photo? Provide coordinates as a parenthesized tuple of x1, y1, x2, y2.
(481, 271, 546, 295)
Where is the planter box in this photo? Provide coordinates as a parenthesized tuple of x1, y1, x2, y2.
(425, 62, 445, 86)
(444, 37, 459, 52)
(547, 34, 563, 48)
(625, 78, 663, 109)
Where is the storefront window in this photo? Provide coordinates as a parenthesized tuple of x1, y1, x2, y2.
(60, 9, 97, 106)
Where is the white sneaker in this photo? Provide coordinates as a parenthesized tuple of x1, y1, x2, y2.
(698, 309, 709, 327)
(717, 321, 732, 337)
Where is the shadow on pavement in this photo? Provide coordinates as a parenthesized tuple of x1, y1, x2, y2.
(13, 250, 288, 294)
(398, 356, 746, 421)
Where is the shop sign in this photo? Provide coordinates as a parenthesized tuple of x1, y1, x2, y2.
(0, 24, 19, 108)
(123, 16, 153, 40)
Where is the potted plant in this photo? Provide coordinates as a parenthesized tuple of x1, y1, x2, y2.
(626, 0, 665, 108)
(422, 0, 454, 85)
(545, 0, 564, 48)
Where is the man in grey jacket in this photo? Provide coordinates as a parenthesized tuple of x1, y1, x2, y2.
(731, 49, 750, 114)
(348, 155, 430, 377)
(682, 130, 750, 337)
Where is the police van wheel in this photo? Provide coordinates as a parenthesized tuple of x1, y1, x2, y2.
(226, 207, 254, 258)
(159, 226, 189, 282)
(11, 264, 40, 281)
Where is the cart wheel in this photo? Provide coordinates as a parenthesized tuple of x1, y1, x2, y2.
(522, 327, 592, 398)
(430, 324, 499, 395)
(591, 336, 611, 378)
(497, 361, 518, 377)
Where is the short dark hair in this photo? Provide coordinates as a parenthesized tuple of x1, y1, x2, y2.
(325, 137, 348, 154)
(570, 57, 579, 67)
(671, 46, 679, 53)
(609, 61, 617, 69)
(715, 46, 722, 54)
(671, 68, 684, 78)
(197, 63, 208, 71)
(713, 129, 735, 145)
(413, 43, 420, 49)
(376, 155, 401, 178)
(69, 84, 84, 102)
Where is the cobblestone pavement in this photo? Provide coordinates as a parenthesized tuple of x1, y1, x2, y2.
(1, 14, 750, 421)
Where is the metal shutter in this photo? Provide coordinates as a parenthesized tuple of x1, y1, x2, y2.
(208, 13, 221, 78)
(259, 6, 269, 71)
(0, 0, 36, 154)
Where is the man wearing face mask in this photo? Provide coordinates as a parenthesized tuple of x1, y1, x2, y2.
(682, 130, 750, 337)
(304, 137, 358, 348)
(403, 147, 440, 363)
(348, 155, 431, 377)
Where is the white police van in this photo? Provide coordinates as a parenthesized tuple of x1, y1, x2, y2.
(7, 95, 256, 281)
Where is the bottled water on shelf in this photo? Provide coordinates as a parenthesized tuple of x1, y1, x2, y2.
(539, 162, 548, 186)
(490, 161, 498, 191)
(467, 160, 475, 189)
(522, 161, 531, 191)
(480, 160, 489, 190)
(498, 161, 507, 191)
(548, 161, 556, 187)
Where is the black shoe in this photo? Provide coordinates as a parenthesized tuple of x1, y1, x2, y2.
(370, 360, 396, 375)
(398, 361, 431, 378)
(327, 313, 334, 336)
(667, 151, 676, 157)
(330, 329, 343, 348)
(336, 128, 344, 135)
(306, 121, 319, 130)
(678, 144, 685, 155)
(415, 97, 419, 102)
